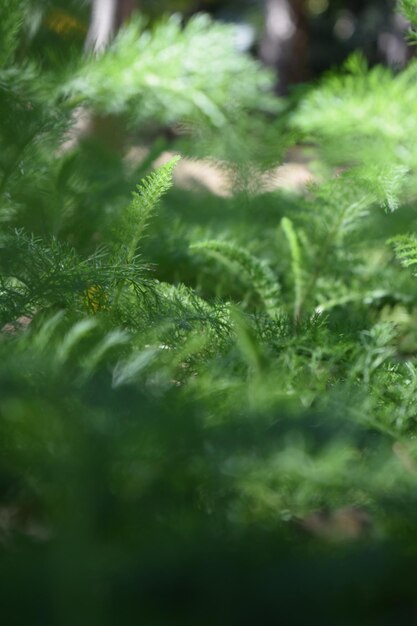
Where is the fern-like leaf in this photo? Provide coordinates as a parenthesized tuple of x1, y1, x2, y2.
(0, 230, 150, 322)
(190, 240, 280, 316)
(65, 14, 275, 128)
(121, 156, 180, 261)
(390, 234, 417, 270)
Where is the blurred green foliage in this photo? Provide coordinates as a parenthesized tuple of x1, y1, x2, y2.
(4, 0, 417, 624)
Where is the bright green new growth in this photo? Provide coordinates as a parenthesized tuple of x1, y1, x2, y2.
(121, 156, 180, 261)
(280, 217, 303, 321)
(65, 13, 276, 129)
(289, 53, 416, 211)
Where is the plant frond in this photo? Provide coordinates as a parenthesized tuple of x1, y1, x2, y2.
(281, 217, 303, 321)
(390, 234, 417, 271)
(118, 156, 180, 261)
(191, 240, 281, 316)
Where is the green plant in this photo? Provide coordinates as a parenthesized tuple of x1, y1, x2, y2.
(4, 1, 417, 624)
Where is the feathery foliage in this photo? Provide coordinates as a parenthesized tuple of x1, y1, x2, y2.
(4, 1, 417, 624)
(64, 13, 276, 128)
(117, 155, 180, 260)
(191, 239, 281, 316)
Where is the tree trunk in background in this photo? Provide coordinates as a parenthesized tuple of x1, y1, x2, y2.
(85, 0, 137, 54)
(260, 0, 308, 95)
(79, 0, 138, 153)
(85, 0, 117, 53)
(116, 0, 137, 29)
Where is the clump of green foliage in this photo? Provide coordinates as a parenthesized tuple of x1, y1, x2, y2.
(4, 0, 417, 624)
